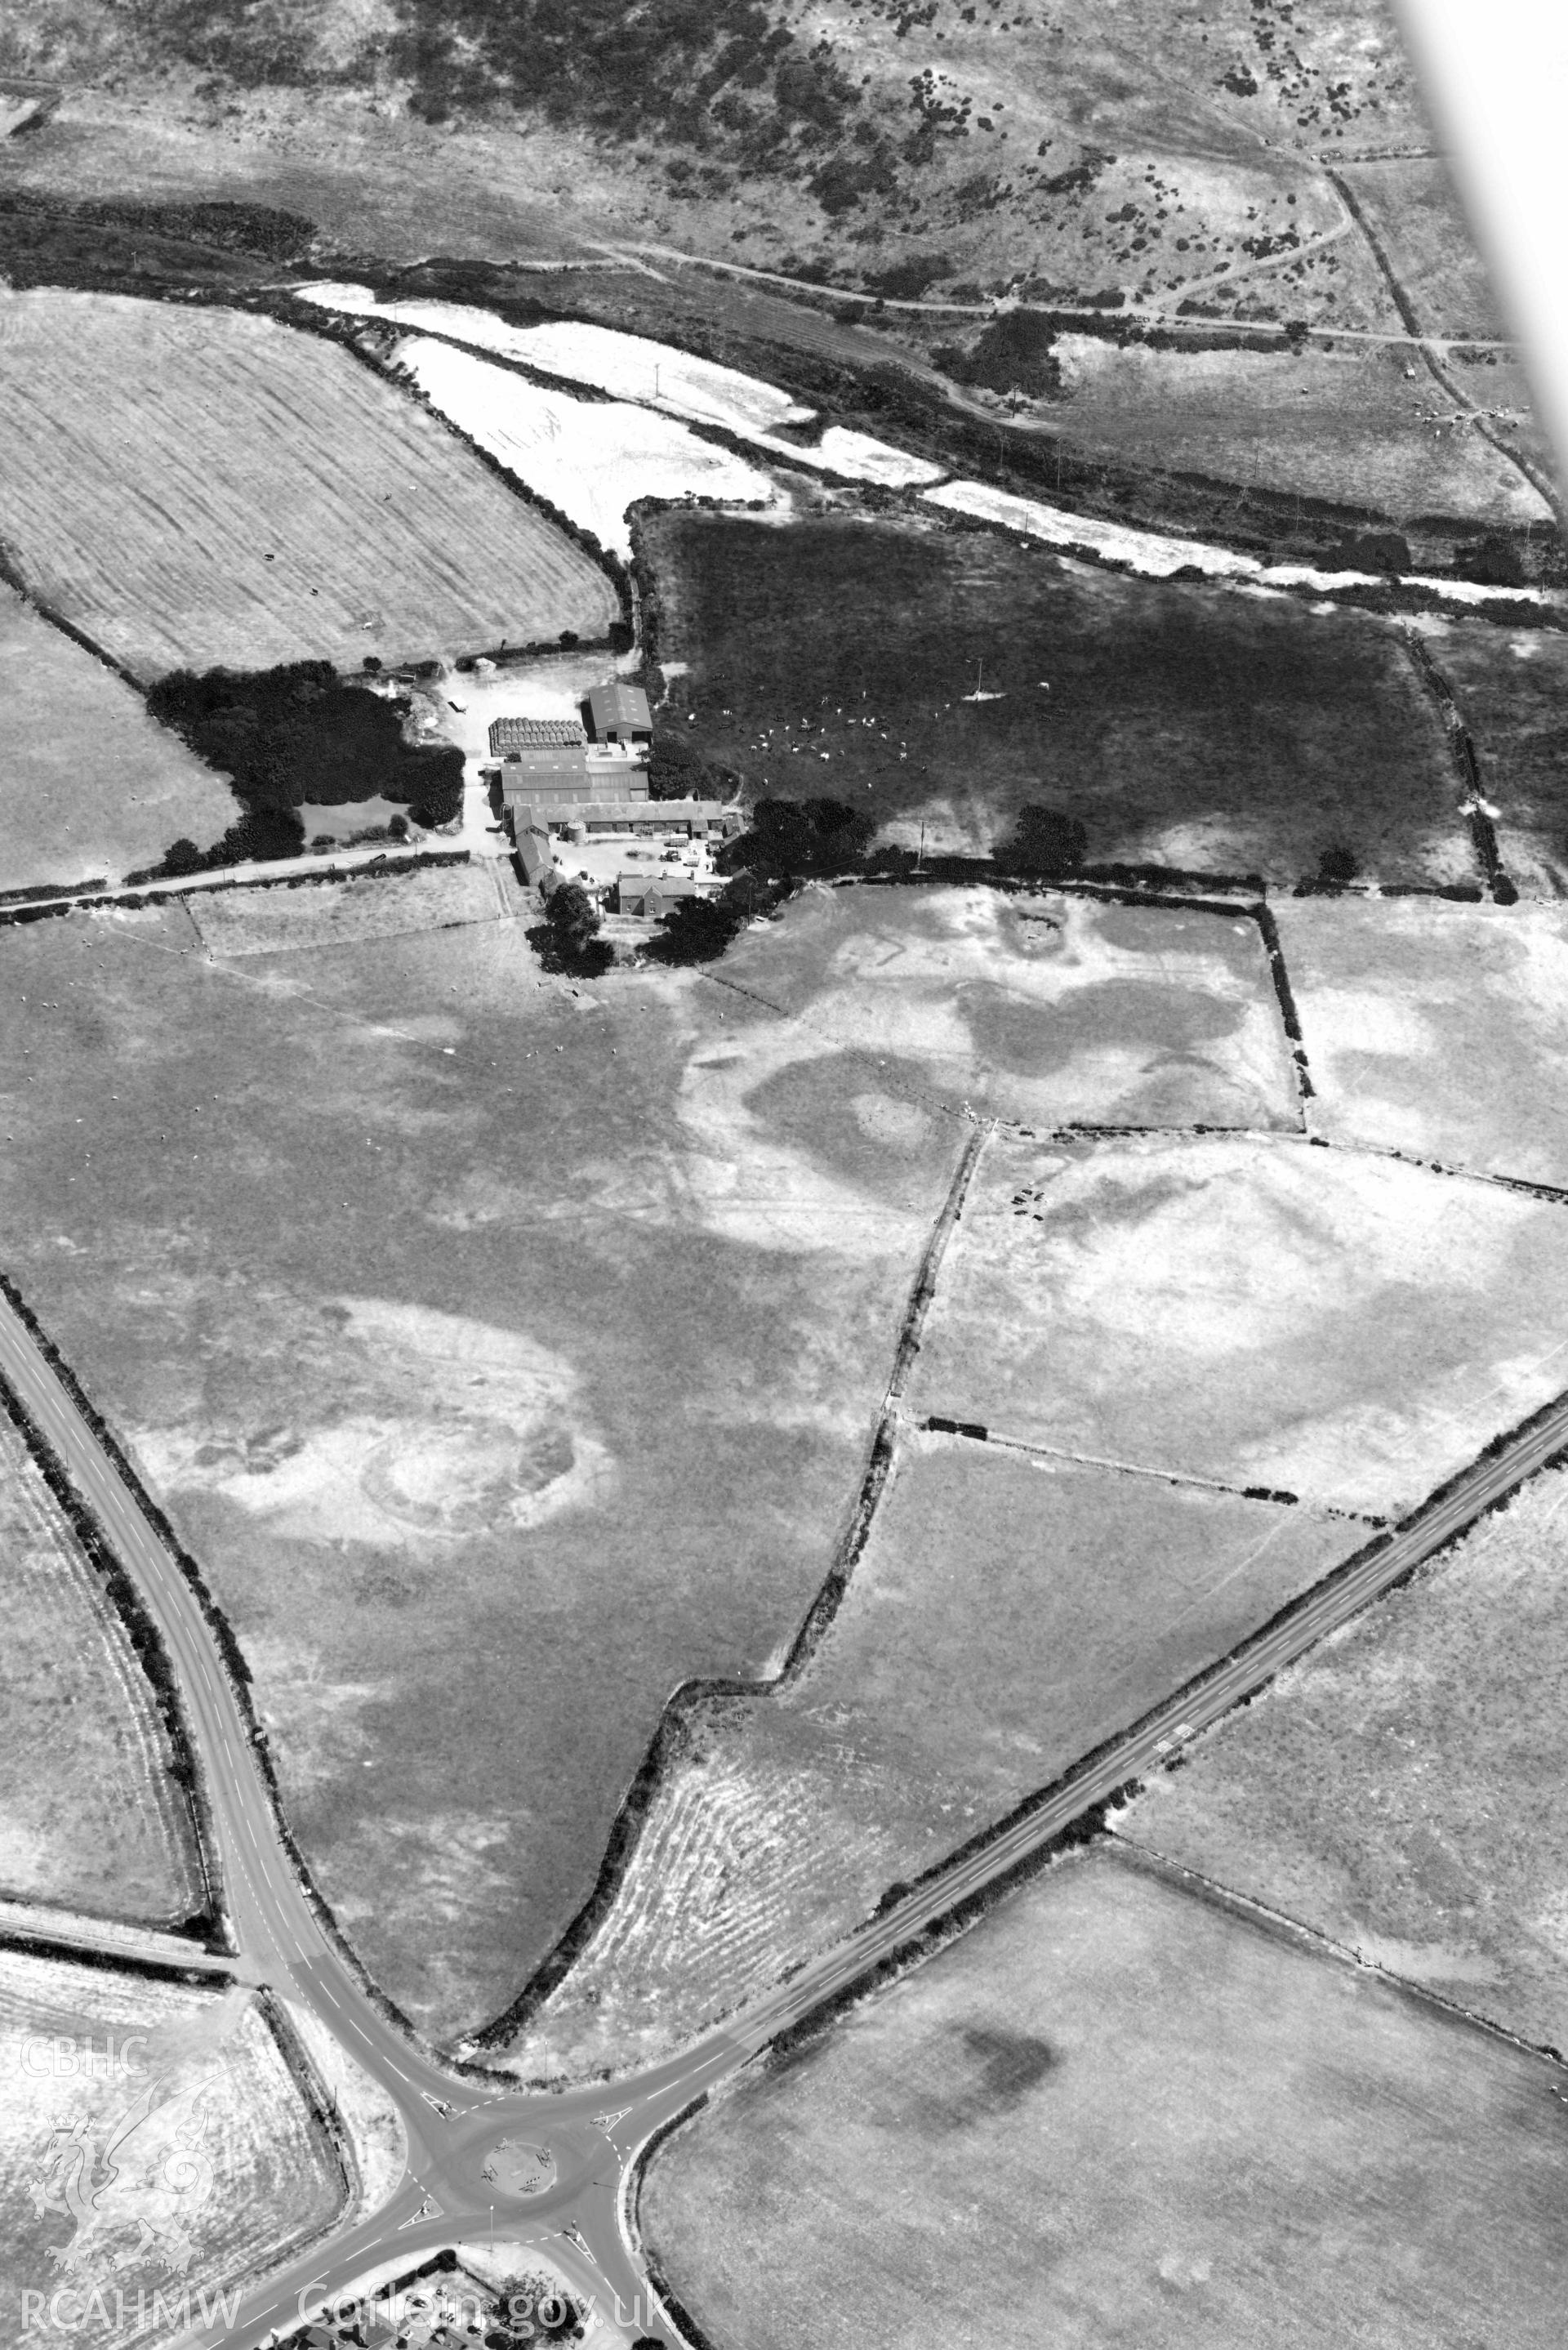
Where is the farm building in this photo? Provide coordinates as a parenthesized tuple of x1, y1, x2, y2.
(492, 742, 648, 818)
(617, 870, 702, 918)
(488, 715, 588, 755)
(587, 680, 653, 743)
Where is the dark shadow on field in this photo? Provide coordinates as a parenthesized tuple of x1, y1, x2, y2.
(641, 510, 1475, 887)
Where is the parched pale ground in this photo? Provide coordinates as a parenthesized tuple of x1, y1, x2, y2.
(0, 1951, 342, 2348)
(0, 585, 238, 890)
(0, 894, 978, 2040)
(642, 1844, 1568, 2350)
(0, 289, 617, 679)
(707, 883, 1299, 1132)
(1119, 1465, 1568, 2058)
(1275, 897, 1568, 1184)
(188, 861, 505, 957)
(908, 1129, 1568, 1517)
(386, 332, 782, 560)
(510, 1443, 1360, 2080)
(0, 1407, 203, 1928)
(0, 879, 1312, 2042)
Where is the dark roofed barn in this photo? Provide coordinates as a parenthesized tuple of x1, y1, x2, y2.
(587, 681, 653, 743)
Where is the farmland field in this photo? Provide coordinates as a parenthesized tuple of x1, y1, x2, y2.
(1441, 622, 1568, 897)
(907, 1129, 1568, 1516)
(704, 882, 1298, 1133)
(387, 333, 780, 560)
(0, 1408, 203, 1928)
(640, 507, 1473, 877)
(0, 1949, 344, 2346)
(0, 289, 619, 680)
(1043, 335, 1548, 526)
(1119, 1465, 1568, 2061)
(0, 879, 1316, 2042)
(641, 1844, 1568, 2350)
(1276, 897, 1568, 1184)
(1336, 157, 1511, 342)
(511, 1441, 1360, 2080)
(0, 584, 238, 892)
(188, 862, 504, 958)
(0, 894, 974, 2039)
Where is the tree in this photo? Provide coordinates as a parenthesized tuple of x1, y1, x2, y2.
(996, 804, 1087, 876)
(545, 881, 602, 961)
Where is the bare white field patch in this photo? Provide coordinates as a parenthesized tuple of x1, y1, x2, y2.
(909, 1130, 1568, 1516)
(298, 285, 942, 487)
(1276, 897, 1568, 1184)
(298, 283, 813, 435)
(0, 1952, 342, 2343)
(188, 861, 501, 957)
(138, 1297, 610, 1551)
(0, 288, 617, 678)
(924, 478, 1559, 609)
(391, 335, 780, 557)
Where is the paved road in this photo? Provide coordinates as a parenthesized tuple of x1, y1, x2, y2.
(4, 1285, 1566, 2348)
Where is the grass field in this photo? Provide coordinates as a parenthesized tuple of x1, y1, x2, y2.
(511, 1441, 1360, 2080)
(641, 1843, 1568, 2350)
(0, 1407, 203, 1929)
(0, 288, 618, 679)
(0, 1949, 343, 2343)
(0, 584, 239, 892)
(188, 863, 504, 958)
(1440, 622, 1568, 897)
(0, 893, 982, 2040)
(908, 1129, 1568, 1517)
(704, 883, 1298, 1133)
(1120, 1464, 1568, 2061)
(1042, 334, 1548, 527)
(1276, 897, 1568, 1183)
(640, 506, 1473, 877)
(1337, 157, 1511, 342)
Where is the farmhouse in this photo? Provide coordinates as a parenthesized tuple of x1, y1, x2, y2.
(587, 680, 653, 743)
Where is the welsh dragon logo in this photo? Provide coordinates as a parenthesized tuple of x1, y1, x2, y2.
(29, 2072, 218, 2281)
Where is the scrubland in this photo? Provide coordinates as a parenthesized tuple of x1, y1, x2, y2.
(0, 1409, 203, 1928)
(0, 290, 617, 679)
(641, 506, 1473, 875)
(1276, 896, 1568, 1183)
(1120, 1465, 1568, 2060)
(0, 1951, 342, 2347)
(642, 1844, 1568, 2350)
(510, 1442, 1359, 2078)
(908, 1129, 1568, 1517)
